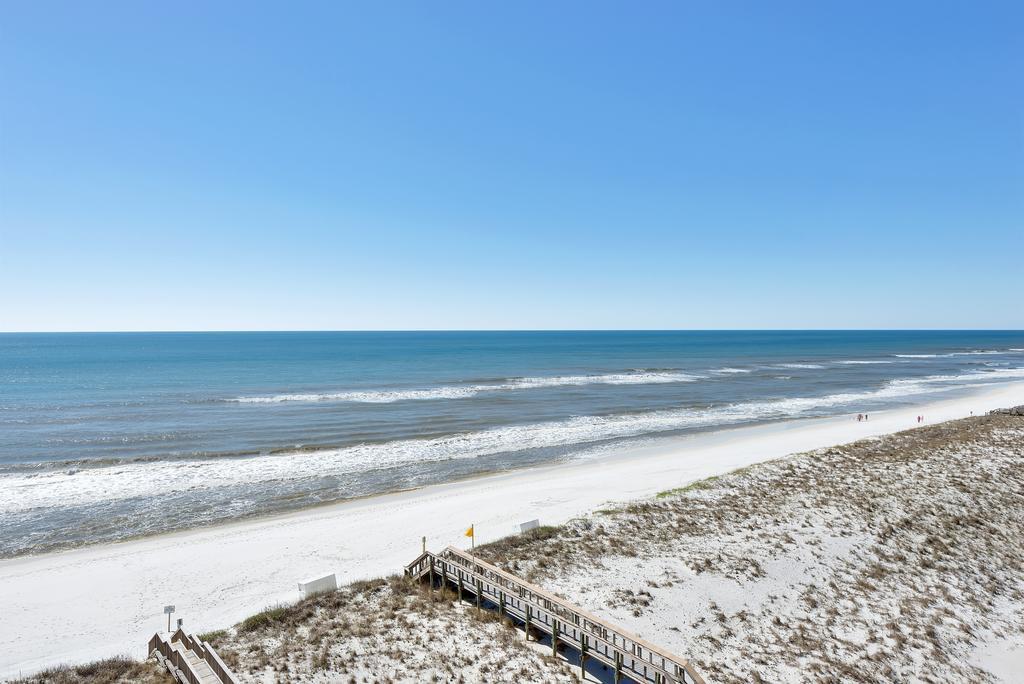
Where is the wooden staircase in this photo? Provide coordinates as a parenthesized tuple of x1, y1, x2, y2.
(149, 628, 238, 684)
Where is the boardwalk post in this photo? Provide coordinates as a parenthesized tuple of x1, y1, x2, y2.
(615, 652, 622, 683)
(428, 555, 435, 588)
(475, 578, 481, 610)
(498, 591, 505, 619)
(552, 619, 559, 656)
(525, 605, 531, 641)
(457, 575, 464, 602)
(580, 634, 587, 679)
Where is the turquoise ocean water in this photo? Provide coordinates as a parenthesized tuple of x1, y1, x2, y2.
(2, 330, 1023, 557)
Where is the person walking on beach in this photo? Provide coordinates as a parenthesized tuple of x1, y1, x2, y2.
(857, 414, 863, 422)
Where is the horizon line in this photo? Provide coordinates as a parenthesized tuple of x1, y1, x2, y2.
(2, 328, 1024, 335)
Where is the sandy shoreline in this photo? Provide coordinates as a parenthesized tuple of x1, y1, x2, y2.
(2, 381, 1022, 678)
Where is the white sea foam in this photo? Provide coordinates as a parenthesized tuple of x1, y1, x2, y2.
(895, 350, 1013, 359)
(889, 368, 1024, 386)
(234, 387, 481, 404)
(712, 367, 752, 374)
(774, 363, 825, 369)
(8, 367, 1023, 515)
(956, 350, 1008, 355)
(506, 372, 703, 387)
(837, 360, 894, 365)
(231, 371, 704, 404)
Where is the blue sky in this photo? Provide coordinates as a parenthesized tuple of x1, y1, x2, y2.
(1, 1, 1021, 331)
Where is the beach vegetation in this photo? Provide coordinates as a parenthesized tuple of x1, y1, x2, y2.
(10, 656, 172, 683)
(218, 570, 577, 681)
(197, 629, 228, 645)
(655, 475, 721, 499)
(239, 606, 290, 633)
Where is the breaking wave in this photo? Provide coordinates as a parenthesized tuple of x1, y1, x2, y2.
(837, 360, 894, 365)
(8, 366, 1023, 514)
(896, 349, 1018, 359)
(231, 371, 704, 404)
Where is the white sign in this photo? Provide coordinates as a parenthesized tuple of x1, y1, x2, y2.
(519, 519, 540, 533)
(163, 605, 175, 615)
(298, 573, 337, 597)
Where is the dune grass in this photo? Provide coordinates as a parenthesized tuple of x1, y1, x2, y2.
(10, 656, 172, 684)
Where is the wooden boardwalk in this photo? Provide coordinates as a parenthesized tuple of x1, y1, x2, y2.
(149, 628, 238, 684)
(406, 546, 706, 684)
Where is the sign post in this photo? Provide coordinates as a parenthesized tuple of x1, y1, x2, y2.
(163, 605, 175, 633)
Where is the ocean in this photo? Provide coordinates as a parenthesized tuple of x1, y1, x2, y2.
(2, 330, 1023, 557)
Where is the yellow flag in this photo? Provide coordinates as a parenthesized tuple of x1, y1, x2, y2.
(464, 524, 474, 538)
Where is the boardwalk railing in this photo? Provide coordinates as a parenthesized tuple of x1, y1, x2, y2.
(406, 546, 706, 684)
(148, 628, 238, 684)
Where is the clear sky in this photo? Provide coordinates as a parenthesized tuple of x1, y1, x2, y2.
(1, 1, 1021, 331)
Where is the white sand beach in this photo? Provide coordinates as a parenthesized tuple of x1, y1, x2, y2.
(2, 381, 1022, 679)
